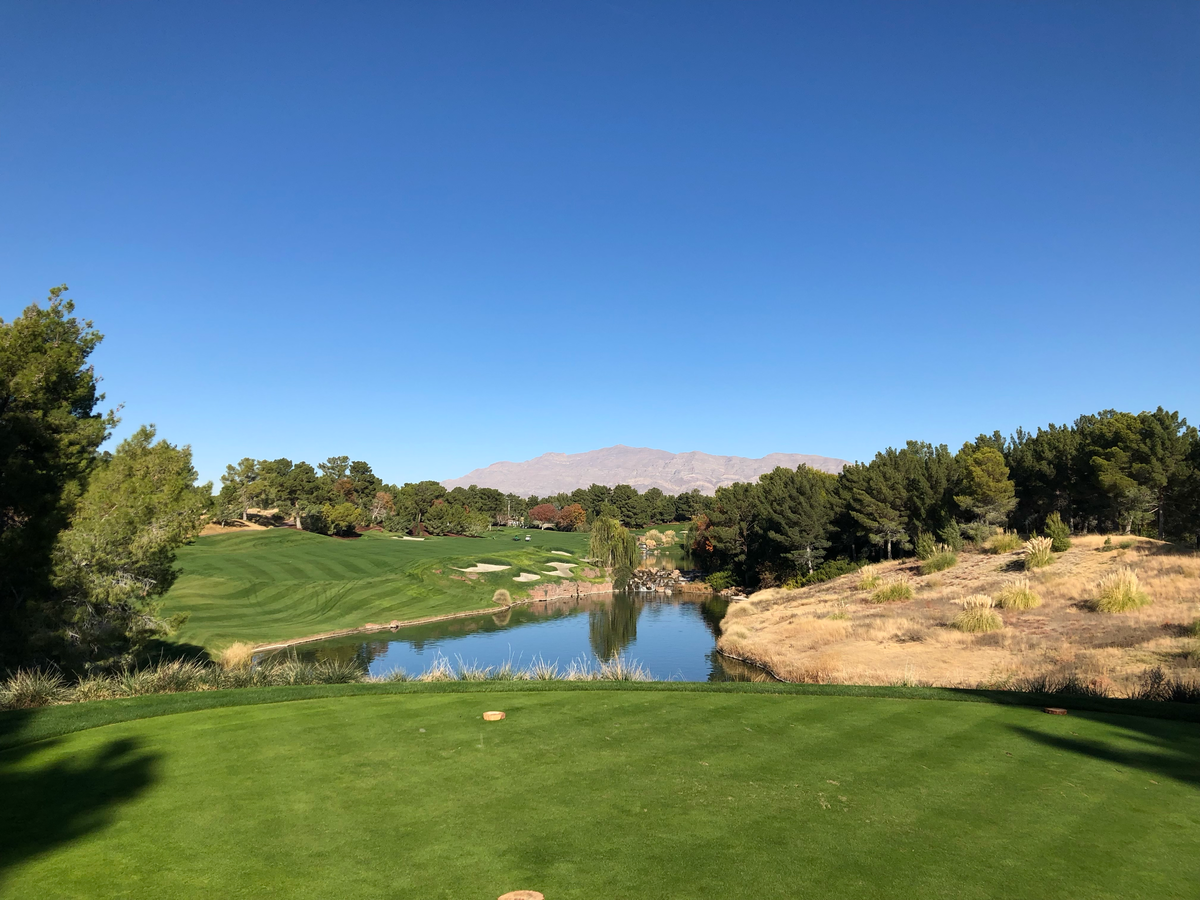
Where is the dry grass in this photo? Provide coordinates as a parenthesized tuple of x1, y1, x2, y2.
(869, 574, 913, 604)
(219, 641, 256, 670)
(857, 564, 881, 590)
(988, 532, 1023, 554)
(718, 535, 1200, 695)
(492, 588, 512, 605)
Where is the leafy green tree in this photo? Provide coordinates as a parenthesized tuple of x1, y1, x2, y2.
(220, 458, 261, 521)
(842, 461, 911, 560)
(1044, 511, 1071, 552)
(611, 484, 648, 528)
(51, 426, 208, 668)
(0, 286, 113, 666)
(396, 480, 446, 535)
(691, 482, 760, 581)
(322, 501, 362, 537)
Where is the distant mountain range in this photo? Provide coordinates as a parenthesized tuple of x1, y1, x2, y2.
(442, 445, 849, 497)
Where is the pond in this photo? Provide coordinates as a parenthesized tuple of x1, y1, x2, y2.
(270, 592, 768, 681)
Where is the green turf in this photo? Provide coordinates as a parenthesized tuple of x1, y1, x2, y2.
(161, 527, 598, 649)
(2, 687, 1197, 899)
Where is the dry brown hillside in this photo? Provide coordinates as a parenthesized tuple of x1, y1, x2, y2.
(718, 535, 1200, 696)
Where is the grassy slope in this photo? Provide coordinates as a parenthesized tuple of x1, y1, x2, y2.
(1, 687, 1197, 899)
(162, 527, 596, 649)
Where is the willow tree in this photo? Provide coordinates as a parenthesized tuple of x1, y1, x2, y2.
(589, 516, 638, 570)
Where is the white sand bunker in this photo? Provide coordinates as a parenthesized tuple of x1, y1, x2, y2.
(513, 572, 541, 582)
(454, 563, 511, 573)
(550, 550, 573, 557)
(393, 536, 425, 541)
(542, 561, 578, 577)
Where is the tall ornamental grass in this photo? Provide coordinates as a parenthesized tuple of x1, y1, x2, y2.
(869, 574, 913, 603)
(995, 576, 1041, 610)
(919, 546, 958, 575)
(952, 595, 1004, 633)
(1023, 536, 1054, 570)
(1092, 567, 1151, 613)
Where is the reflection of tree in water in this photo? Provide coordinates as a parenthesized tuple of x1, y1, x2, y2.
(698, 597, 730, 639)
(588, 592, 642, 660)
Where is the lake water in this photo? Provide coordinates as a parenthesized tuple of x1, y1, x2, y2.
(273, 592, 767, 682)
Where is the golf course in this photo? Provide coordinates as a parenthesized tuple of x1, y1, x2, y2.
(2, 683, 1197, 899)
(161, 528, 598, 650)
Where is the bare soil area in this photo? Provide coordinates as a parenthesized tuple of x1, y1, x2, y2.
(719, 535, 1200, 695)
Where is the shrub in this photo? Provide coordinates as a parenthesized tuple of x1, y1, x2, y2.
(220, 641, 256, 670)
(938, 521, 964, 552)
(1023, 535, 1054, 570)
(953, 595, 1004, 632)
(0, 668, 68, 709)
(785, 558, 862, 588)
(492, 588, 512, 605)
(869, 575, 913, 603)
(919, 550, 958, 575)
(915, 531, 936, 560)
(857, 564, 881, 590)
(1118, 539, 1135, 550)
(995, 576, 1041, 610)
(1092, 567, 1151, 613)
(961, 522, 996, 546)
(1099, 536, 1115, 552)
(706, 570, 735, 592)
(988, 531, 1023, 554)
(1044, 512, 1071, 552)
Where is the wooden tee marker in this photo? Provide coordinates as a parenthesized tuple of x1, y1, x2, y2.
(483, 711, 506, 721)
(1044, 707, 1068, 715)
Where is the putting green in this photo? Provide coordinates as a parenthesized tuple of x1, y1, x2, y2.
(2, 687, 1197, 899)
(162, 527, 597, 650)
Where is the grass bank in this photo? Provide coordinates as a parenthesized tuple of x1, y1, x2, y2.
(1, 684, 1196, 899)
(161, 527, 598, 650)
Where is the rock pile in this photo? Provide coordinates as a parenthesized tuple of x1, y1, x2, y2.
(627, 568, 686, 594)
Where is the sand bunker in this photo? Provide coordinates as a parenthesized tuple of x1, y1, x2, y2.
(393, 536, 425, 541)
(513, 573, 541, 582)
(455, 563, 511, 574)
(550, 550, 573, 557)
(542, 561, 578, 577)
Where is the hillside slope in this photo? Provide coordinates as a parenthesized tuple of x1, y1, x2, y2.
(443, 444, 848, 495)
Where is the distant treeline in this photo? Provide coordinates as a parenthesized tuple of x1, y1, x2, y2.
(212, 458, 706, 537)
(690, 408, 1200, 590)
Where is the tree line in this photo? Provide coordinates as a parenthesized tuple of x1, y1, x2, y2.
(691, 409, 1200, 590)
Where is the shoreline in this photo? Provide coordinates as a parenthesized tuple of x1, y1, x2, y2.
(252, 579, 616, 653)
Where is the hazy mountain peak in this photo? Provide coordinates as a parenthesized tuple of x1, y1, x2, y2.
(442, 445, 848, 496)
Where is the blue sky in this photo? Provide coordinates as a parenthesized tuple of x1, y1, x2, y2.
(2, 1, 1197, 488)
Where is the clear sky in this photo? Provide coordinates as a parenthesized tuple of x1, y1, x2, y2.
(2, 1, 1197, 489)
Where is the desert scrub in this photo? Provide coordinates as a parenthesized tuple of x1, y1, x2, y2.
(952, 595, 1004, 633)
(1023, 535, 1054, 570)
(919, 547, 958, 575)
(995, 576, 1041, 610)
(988, 531, 1023, 554)
(869, 574, 913, 603)
(0, 668, 69, 709)
(1044, 512, 1071, 552)
(1091, 567, 1151, 613)
(857, 564, 881, 590)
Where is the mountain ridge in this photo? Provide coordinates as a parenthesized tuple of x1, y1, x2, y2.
(442, 444, 848, 496)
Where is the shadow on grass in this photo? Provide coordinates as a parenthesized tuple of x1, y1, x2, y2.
(1007, 713, 1200, 788)
(0, 709, 159, 883)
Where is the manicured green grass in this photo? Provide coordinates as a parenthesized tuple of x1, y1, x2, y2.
(162, 527, 597, 650)
(2, 686, 1197, 899)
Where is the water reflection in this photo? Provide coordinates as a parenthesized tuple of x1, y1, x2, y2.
(273, 592, 766, 682)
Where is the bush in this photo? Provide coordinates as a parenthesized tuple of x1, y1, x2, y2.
(919, 550, 958, 575)
(0, 668, 68, 709)
(706, 570, 736, 592)
(960, 522, 996, 546)
(785, 558, 862, 588)
(1044, 512, 1071, 552)
(953, 595, 1004, 632)
(915, 531, 936, 560)
(1091, 567, 1151, 613)
(1023, 535, 1054, 570)
(995, 576, 1041, 610)
(857, 564, 881, 590)
(988, 531, 1023, 554)
(938, 521, 964, 552)
(869, 575, 913, 603)
(1099, 536, 1115, 552)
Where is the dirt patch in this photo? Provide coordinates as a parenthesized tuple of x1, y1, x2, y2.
(719, 536, 1200, 694)
(200, 520, 269, 536)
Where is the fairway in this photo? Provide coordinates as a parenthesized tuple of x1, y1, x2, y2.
(2, 687, 1197, 899)
(162, 528, 597, 649)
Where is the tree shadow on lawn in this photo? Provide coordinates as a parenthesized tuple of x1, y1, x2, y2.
(1007, 713, 1200, 789)
(0, 709, 159, 883)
